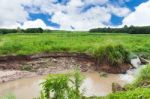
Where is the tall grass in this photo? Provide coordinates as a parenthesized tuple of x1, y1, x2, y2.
(94, 44, 130, 67)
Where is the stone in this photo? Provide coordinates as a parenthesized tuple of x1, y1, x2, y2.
(112, 83, 124, 93)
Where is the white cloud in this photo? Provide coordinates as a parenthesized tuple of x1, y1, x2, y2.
(49, 0, 130, 30)
(0, 0, 132, 30)
(107, 4, 131, 17)
(22, 19, 54, 29)
(83, 0, 108, 5)
(51, 6, 111, 30)
(0, 0, 28, 27)
(123, 0, 150, 26)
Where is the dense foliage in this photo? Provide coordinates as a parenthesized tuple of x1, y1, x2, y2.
(23, 28, 44, 33)
(0, 29, 18, 34)
(0, 28, 46, 34)
(89, 25, 150, 34)
(94, 44, 130, 67)
(40, 70, 83, 99)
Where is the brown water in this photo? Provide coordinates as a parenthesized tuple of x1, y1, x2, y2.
(0, 72, 134, 99)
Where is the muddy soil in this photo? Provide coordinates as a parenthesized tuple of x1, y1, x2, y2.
(0, 52, 131, 83)
(0, 53, 96, 83)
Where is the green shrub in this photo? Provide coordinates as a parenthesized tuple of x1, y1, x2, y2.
(40, 70, 84, 99)
(94, 44, 130, 67)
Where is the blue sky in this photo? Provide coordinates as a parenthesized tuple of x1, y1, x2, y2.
(0, 0, 150, 30)
(110, 0, 148, 26)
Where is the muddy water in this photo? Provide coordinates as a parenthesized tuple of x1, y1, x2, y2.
(0, 72, 135, 99)
(81, 72, 133, 96)
(0, 76, 44, 99)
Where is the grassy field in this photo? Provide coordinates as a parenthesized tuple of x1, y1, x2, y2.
(0, 32, 150, 58)
(0, 32, 150, 98)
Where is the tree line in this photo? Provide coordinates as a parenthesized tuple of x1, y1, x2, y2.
(89, 25, 150, 34)
(0, 28, 51, 34)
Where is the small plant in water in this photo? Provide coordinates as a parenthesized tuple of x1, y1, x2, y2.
(39, 70, 84, 99)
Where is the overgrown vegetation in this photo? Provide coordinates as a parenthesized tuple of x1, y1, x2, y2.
(39, 70, 84, 99)
(89, 25, 150, 34)
(94, 44, 130, 66)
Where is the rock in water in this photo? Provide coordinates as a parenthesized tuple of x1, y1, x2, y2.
(131, 57, 141, 68)
(140, 57, 150, 64)
(112, 83, 124, 93)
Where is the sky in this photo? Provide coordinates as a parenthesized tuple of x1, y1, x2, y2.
(0, 0, 150, 30)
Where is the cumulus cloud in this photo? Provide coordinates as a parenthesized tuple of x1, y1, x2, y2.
(0, 0, 28, 27)
(123, 0, 150, 26)
(22, 19, 54, 29)
(83, 0, 108, 5)
(0, 0, 132, 30)
(107, 4, 131, 17)
(51, 6, 111, 30)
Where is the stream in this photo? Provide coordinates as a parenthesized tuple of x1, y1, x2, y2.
(0, 57, 145, 99)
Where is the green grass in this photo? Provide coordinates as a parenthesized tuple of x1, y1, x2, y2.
(103, 64, 150, 99)
(0, 32, 150, 58)
(95, 44, 129, 66)
(133, 65, 150, 87)
(105, 88, 150, 99)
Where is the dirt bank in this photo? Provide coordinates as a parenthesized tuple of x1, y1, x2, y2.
(0, 52, 131, 83)
(0, 70, 37, 83)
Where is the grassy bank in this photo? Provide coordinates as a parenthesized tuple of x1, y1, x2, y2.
(0, 32, 150, 58)
(105, 88, 150, 99)
(104, 65, 150, 99)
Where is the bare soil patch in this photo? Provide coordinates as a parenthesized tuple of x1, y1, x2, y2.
(0, 52, 131, 83)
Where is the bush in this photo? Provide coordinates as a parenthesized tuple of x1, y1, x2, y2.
(94, 44, 130, 67)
